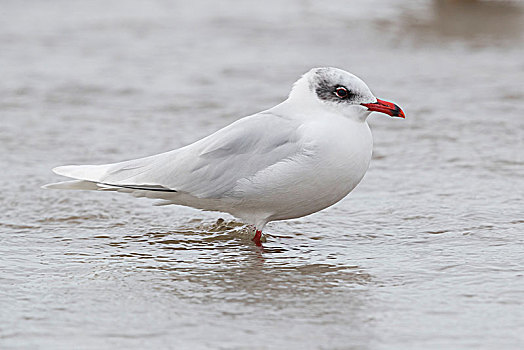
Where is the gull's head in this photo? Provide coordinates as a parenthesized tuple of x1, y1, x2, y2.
(289, 67, 405, 121)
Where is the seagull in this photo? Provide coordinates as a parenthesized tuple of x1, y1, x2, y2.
(44, 67, 405, 246)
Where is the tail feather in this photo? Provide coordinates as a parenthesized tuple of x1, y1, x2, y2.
(41, 180, 101, 190)
(44, 160, 178, 200)
(52, 164, 111, 182)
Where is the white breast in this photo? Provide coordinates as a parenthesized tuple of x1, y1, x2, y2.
(228, 116, 373, 225)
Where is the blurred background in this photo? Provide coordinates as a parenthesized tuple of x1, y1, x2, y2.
(1, 0, 523, 349)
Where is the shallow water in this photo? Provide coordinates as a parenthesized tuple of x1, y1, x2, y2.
(1, 0, 523, 349)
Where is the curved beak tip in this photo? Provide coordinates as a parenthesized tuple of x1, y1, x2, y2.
(362, 98, 405, 119)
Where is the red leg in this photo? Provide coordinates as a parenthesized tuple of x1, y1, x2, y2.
(252, 229, 262, 247)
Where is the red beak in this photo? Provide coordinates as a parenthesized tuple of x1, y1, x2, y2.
(361, 98, 405, 118)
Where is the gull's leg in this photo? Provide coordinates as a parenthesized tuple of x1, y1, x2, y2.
(252, 230, 263, 247)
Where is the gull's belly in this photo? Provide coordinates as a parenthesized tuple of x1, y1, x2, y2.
(267, 158, 370, 221)
(231, 119, 373, 222)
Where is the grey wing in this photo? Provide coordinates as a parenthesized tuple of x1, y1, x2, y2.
(51, 111, 303, 199)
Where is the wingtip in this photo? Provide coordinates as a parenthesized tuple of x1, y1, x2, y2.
(42, 182, 66, 190)
(52, 165, 73, 176)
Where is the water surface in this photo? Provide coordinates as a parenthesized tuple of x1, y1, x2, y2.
(1, 0, 523, 349)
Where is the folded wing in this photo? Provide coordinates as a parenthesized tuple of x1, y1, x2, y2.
(47, 111, 303, 199)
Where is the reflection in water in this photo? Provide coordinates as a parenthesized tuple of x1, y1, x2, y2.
(109, 219, 256, 251)
(154, 263, 372, 305)
(102, 219, 372, 304)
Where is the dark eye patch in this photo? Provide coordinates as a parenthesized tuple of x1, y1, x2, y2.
(310, 69, 360, 104)
(315, 80, 355, 103)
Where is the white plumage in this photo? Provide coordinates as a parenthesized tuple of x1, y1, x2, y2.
(44, 67, 404, 244)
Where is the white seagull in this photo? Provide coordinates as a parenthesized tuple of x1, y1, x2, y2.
(44, 67, 405, 246)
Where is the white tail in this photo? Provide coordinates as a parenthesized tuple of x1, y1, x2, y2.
(52, 164, 112, 182)
(41, 180, 100, 190)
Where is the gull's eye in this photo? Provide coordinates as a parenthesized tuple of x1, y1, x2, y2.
(334, 87, 349, 99)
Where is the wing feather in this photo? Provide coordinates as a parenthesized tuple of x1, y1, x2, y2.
(50, 111, 303, 199)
